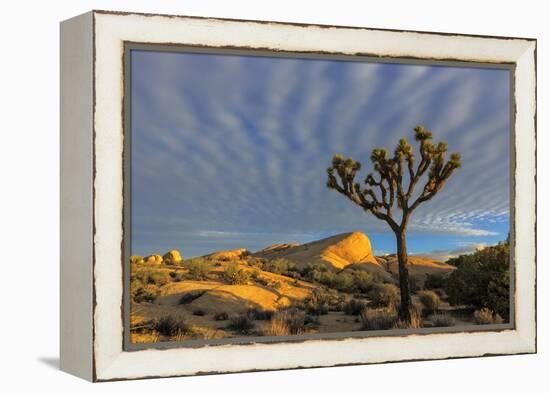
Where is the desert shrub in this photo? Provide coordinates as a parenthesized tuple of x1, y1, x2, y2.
(246, 257, 266, 270)
(192, 309, 206, 316)
(152, 315, 190, 337)
(446, 242, 510, 320)
(264, 258, 297, 276)
(328, 272, 353, 291)
(300, 263, 330, 282)
(131, 282, 159, 303)
(430, 313, 456, 327)
(343, 299, 368, 316)
(418, 290, 441, 313)
(424, 273, 447, 289)
(223, 263, 251, 285)
(301, 290, 331, 315)
(178, 290, 205, 305)
(359, 307, 398, 331)
(473, 308, 504, 325)
(264, 308, 307, 336)
(246, 308, 274, 320)
(368, 283, 400, 307)
(134, 269, 171, 286)
(287, 271, 302, 279)
(213, 311, 229, 321)
(351, 270, 376, 293)
(250, 270, 260, 281)
(186, 258, 210, 280)
(227, 315, 255, 334)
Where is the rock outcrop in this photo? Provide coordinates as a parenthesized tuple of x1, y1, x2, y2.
(254, 232, 379, 269)
(205, 248, 250, 261)
(143, 254, 163, 265)
(163, 249, 183, 265)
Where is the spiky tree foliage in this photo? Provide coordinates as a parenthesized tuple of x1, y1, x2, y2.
(326, 125, 461, 322)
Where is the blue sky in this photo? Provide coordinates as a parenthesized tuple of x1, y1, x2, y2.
(130, 50, 510, 260)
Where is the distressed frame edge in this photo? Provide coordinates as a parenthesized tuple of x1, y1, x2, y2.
(59, 11, 95, 381)
(90, 11, 537, 381)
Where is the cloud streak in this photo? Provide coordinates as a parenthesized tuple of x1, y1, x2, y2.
(130, 51, 510, 257)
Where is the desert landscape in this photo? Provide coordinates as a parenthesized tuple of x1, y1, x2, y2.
(129, 231, 510, 343)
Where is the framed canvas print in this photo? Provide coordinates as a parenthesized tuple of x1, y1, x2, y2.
(60, 10, 537, 382)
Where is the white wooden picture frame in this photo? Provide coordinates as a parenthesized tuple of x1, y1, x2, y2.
(60, 10, 536, 382)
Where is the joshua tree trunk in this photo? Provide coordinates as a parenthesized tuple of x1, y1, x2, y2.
(395, 228, 411, 321)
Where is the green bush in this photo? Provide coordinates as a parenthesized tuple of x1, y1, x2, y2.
(186, 258, 210, 280)
(301, 290, 331, 315)
(446, 242, 510, 320)
(368, 283, 400, 307)
(264, 258, 297, 276)
(223, 263, 251, 285)
(418, 290, 441, 313)
(343, 299, 368, 316)
(424, 273, 447, 289)
(227, 315, 255, 333)
(351, 270, 376, 293)
(473, 308, 504, 325)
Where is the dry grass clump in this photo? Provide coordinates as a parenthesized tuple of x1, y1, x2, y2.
(131, 281, 160, 303)
(145, 315, 226, 341)
(418, 290, 441, 313)
(134, 269, 171, 286)
(359, 307, 398, 331)
(393, 306, 423, 329)
(263, 308, 308, 336)
(473, 308, 504, 325)
(130, 331, 160, 343)
(152, 315, 191, 337)
(181, 325, 225, 340)
(263, 313, 290, 336)
(430, 313, 456, 327)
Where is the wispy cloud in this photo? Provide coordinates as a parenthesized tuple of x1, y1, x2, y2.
(130, 51, 510, 256)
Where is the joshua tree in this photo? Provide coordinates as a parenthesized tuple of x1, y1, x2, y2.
(326, 125, 461, 322)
